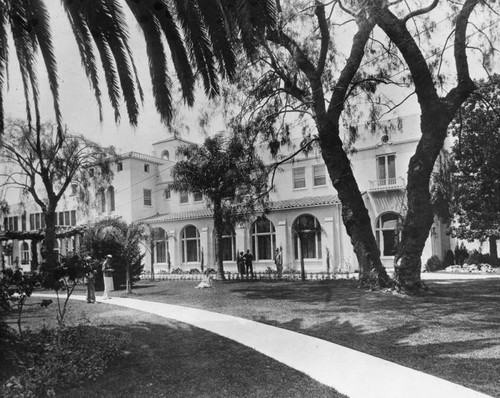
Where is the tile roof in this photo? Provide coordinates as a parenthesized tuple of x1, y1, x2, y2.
(118, 151, 165, 165)
(139, 195, 340, 224)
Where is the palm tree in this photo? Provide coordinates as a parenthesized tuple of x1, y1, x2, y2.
(0, 0, 277, 134)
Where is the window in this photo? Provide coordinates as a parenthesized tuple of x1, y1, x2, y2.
(21, 213, 26, 231)
(59, 212, 64, 226)
(108, 186, 115, 212)
(64, 211, 70, 226)
(220, 225, 236, 262)
(194, 192, 203, 202)
(20, 242, 30, 265)
(251, 218, 276, 260)
(152, 228, 167, 263)
(3, 216, 19, 231)
(376, 212, 401, 256)
(181, 225, 200, 263)
(293, 167, 306, 189)
(293, 215, 322, 260)
(70, 183, 78, 196)
(164, 189, 171, 200)
(313, 165, 326, 187)
(377, 154, 396, 185)
(180, 192, 189, 204)
(89, 168, 94, 177)
(143, 189, 152, 206)
(31, 213, 45, 230)
(117, 162, 123, 172)
(144, 164, 150, 173)
(161, 150, 169, 160)
(99, 188, 106, 213)
(71, 210, 77, 226)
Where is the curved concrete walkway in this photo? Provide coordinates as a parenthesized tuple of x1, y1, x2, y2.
(33, 293, 492, 398)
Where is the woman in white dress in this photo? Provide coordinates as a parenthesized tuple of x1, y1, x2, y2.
(102, 254, 114, 299)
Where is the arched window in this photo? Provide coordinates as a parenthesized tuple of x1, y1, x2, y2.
(220, 225, 236, 262)
(293, 215, 322, 260)
(107, 186, 115, 212)
(181, 225, 200, 263)
(153, 228, 167, 263)
(251, 218, 276, 260)
(161, 150, 170, 160)
(20, 242, 30, 265)
(375, 212, 401, 256)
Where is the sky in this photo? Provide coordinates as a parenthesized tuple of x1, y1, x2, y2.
(2, 2, 494, 156)
(3, 3, 212, 155)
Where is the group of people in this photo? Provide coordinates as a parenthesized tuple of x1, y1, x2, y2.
(237, 247, 283, 278)
(84, 254, 114, 303)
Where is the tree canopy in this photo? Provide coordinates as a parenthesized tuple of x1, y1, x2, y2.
(171, 130, 268, 279)
(450, 74, 500, 251)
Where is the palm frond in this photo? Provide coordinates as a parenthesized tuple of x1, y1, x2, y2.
(61, 0, 104, 122)
(126, 2, 173, 124)
(173, 0, 220, 98)
(146, 0, 195, 106)
(0, 3, 9, 134)
(26, 0, 62, 132)
(197, 0, 236, 79)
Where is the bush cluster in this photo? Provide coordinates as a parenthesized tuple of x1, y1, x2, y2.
(0, 325, 129, 397)
(425, 255, 443, 272)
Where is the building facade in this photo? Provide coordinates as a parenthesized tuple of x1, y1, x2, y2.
(0, 115, 452, 275)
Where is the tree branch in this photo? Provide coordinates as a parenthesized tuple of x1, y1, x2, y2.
(402, 0, 439, 24)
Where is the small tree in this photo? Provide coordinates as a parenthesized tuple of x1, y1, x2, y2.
(171, 130, 268, 280)
(0, 120, 115, 268)
(80, 219, 145, 293)
(450, 75, 500, 262)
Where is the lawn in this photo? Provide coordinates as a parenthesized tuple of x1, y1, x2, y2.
(7, 276, 500, 397)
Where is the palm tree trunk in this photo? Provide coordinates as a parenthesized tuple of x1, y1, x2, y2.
(489, 235, 498, 264)
(213, 201, 225, 280)
(41, 206, 58, 271)
(299, 236, 305, 281)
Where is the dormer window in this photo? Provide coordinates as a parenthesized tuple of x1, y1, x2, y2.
(144, 164, 150, 173)
(117, 162, 123, 172)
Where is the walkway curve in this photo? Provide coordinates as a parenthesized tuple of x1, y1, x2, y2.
(33, 293, 492, 398)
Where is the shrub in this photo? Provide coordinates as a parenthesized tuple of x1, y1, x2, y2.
(171, 268, 183, 274)
(204, 268, 216, 275)
(443, 249, 455, 268)
(282, 267, 300, 274)
(454, 243, 469, 266)
(465, 250, 491, 265)
(264, 267, 276, 274)
(425, 255, 443, 272)
(189, 268, 200, 274)
(0, 325, 129, 397)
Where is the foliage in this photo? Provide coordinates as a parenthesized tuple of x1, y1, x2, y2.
(171, 131, 268, 279)
(80, 219, 145, 292)
(454, 243, 469, 266)
(39, 252, 87, 328)
(449, 75, 500, 245)
(0, 0, 277, 133)
(171, 268, 183, 274)
(0, 324, 129, 397)
(465, 250, 493, 266)
(189, 268, 201, 274)
(0, 120, 115, 265)
(442, 250, 455, 268)
(424, 255, 443, 272)
(0, 268, 39, 338)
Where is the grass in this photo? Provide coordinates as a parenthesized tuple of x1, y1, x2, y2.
(7, 276, 500, 397)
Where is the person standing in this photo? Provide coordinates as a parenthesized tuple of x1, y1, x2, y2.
(237, 251, 246, 276)
(274, 248, 283, 279)
(84, 256, 96, 303)
(102, 254, 114, 300)
(243, 249, 254, 278)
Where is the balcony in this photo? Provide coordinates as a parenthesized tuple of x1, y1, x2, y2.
(369, 177, 406, 192)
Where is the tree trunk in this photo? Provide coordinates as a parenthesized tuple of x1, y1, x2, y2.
(394, 113, 449, 293)
(298, 236, 305, 281)
(126, 264, 132, 293)
(30, 239, 39, 272)
(318, 127, 391, 288)
(213, 201, 225, 280)
(41, 207, 58, 270)
(150, 239, 155, 281)
(489, 235, 498, 264)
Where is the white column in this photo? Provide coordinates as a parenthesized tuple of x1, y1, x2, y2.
(167, 230, 176, 271)
(323, 216, 335, 273)
(201, 227, 209, 269)
(235, 222, 247, 256)
(276, 220, 288, 268)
